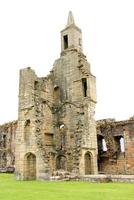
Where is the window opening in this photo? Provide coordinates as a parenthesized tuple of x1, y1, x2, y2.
(120, 137, 125, 152)
(114, 136, 124, 153)
(63, 35, 68, 49)
(82, 78, 87, 97)
(102, 139, 107, 151)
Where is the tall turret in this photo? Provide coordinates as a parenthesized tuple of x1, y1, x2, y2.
(61, 11, 83, 54)
(53, 11, 98, 176)
(15, 12, 98, 181)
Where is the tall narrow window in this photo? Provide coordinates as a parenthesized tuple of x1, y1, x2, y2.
(114, 136, 125, 153)
(102, 139, 107, 151)
(85, 152, 92, 174)
(34, 81, 39, 90)
(63, 35, 68, 49)
(120, 137, 125, 152)
(82, 78, 87, 97)
(53, 86, 60, 103)
(24, 120, 31, 143)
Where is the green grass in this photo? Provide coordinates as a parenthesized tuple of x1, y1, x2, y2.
(0, 174, 134, 200)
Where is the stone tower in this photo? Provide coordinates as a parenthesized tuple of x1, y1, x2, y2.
(15, 11, 98, 180)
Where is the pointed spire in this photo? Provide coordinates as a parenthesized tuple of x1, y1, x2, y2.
(66, 11, 75, 27)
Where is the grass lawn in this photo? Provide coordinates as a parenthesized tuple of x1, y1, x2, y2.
(0, 174, 134, 200)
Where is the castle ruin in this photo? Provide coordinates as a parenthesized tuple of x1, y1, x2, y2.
(0, 12, 134, 181)
(15, 11, 97, 180)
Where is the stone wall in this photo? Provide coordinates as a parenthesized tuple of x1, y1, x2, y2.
(14, 12, 98, 180)
(0, 121, 17, 172)
(81, 174, 134, 183)
(97, 118, 134, 175)
(0, 12, 134, 179)
(1, 117, 134, 175)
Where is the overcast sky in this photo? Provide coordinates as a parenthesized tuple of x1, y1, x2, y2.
(0, 0, 134, 124)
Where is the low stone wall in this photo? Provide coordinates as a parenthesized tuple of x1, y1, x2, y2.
(50, 174, 134, 183)
(80, 174, 134, 183)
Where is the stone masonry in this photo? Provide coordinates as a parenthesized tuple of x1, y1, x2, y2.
(97, 118, 134, 175)
(15, 11, 98, 180)
(1, 117, 134, 176)
(0, 121, 17, 172)
(0, 12, 134, 180)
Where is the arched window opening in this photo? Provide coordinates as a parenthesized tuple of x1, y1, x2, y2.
(85, 152, 92, 175)
(56, 155, 67, 170)
(59, 124, 65, 129)
(34, 81, 39, 90)
(24, 153, 36, 180)
(53, 86, 60, 103)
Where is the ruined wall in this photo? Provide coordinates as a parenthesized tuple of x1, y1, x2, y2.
(0, 117, 134, 175)
(52, 50, 97, 176)
(14, 50, 97, 180)
(0, 121, 17, 171)
(15, 68, 56, 180)
(1, 12, 134, 179)
(124, 121, 134, 174)
(97, 118, 134, 175)
(13, 12, 98, 180)
(13, 12, 99, 181)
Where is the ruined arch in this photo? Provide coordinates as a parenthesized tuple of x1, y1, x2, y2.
(24, 152, 36, 180)
(84, 152, 93, 175)
(56, 155, 67, 170)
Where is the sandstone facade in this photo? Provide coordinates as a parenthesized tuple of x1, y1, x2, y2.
(1, 118, 134, 176)
(15, 12, 97, 180)
(0, 121, 17, 172)
(97, 118, 134, 174)
(0, 12, 134, 179)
